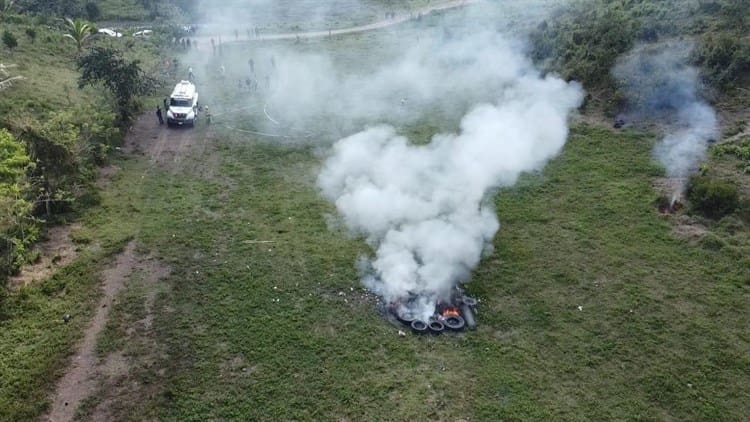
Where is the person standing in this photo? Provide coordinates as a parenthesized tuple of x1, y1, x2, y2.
(163, 97, 169, 113)
(156, 106, 164, 125)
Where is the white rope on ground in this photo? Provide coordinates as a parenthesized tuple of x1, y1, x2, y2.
(221, 124, 314, 139)
(221, 124, 292, 138)
(210, 105, 256, 117)
(263, 103, 280, 125)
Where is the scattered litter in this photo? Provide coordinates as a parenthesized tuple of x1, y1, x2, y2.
(398, 330, 406, 337)
(577, 306, 583, 311)
(63, 314, 72, 323)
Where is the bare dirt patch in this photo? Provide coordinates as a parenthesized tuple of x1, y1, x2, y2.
(123, 113, 216, 172)
(7, 224, 84, 290)
(44, 241, 171, 422)
(671, 215, 709, 241)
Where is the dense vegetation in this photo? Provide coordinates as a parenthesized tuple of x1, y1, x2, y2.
(0, 2, 169, 280)
(530, 0, 750, 110)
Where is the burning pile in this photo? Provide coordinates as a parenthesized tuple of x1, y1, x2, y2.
(657, 197, 684, 215)
(389, 290, 478, 334)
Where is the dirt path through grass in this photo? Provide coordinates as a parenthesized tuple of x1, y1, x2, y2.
(195, 0, 478, 45)
(43, 114, 198, 421)
(45, 241, 137, 422)
(124, 114, 213, 170)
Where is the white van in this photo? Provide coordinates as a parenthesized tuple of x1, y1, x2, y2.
(166, 81, 199, 127)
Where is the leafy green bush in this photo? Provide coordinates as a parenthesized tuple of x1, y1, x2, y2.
(23, 26, 35, 43)
(0, 128, 37, 279)
(694, 32, 750, 89)
(20, 105, 118, 216)
(712, 136, 750, 173)
(687, 175, 739, 219)
(2, 30, 18, 50)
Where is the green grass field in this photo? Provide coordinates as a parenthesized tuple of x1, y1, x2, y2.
(1, 1, 749, 420)
(60, 121, 748, 420)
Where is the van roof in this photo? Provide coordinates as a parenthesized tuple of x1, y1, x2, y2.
(171, 80, 196, 98)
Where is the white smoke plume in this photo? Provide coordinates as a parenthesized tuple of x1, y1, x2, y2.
(184, 1, 563, 136)
(318, 42, 583, 320)
(613, 42, 718, 201)
(184, 0, 582, 320)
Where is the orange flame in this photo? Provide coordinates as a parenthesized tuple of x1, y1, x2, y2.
(443, 307, 460, 318)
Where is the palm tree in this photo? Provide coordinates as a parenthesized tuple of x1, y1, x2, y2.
(0, 63, 24, 92)
(63, 17, 94, 53)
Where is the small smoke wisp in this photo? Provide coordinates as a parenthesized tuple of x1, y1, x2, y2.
(613, 42, 718, 203)
(318, 44, 583, 320)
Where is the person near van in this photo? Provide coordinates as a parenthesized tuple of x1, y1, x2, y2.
(156, 106, 164, 125)
(163, 97, 169, 112)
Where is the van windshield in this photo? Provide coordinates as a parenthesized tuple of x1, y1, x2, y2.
(170, 98, 192, 107)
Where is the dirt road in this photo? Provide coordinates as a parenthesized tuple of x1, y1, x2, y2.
(194, 0, 479, 45)
(123, 112, 218, 173)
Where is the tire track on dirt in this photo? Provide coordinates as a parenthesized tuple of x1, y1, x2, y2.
(45, 242, 138, 422)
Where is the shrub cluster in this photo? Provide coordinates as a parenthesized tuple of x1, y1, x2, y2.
(530, 0, 750, 104)
(687, 175, 739, 219)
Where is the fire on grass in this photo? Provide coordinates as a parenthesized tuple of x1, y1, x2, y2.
(388, 289, 479, 334)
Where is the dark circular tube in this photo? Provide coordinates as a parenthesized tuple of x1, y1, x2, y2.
(444, 315, 465, 330)
(428, 320, 445, 333)
(398, 311, 416, 324)
(461, 296, 478, 307)
(411, 320, 428, 333)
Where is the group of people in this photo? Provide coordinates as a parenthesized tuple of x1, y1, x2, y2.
(174, 37, 197, 49)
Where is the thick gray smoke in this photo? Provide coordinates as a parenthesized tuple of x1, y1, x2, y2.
(318, 42, 583, 319)
(186, 0, 581, 320)
(186, 0, 563, 136)
(264, 33, 538, 129)
(613, 42, 718, 201)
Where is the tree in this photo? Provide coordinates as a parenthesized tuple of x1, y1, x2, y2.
(63, 17, 93, 53)
(0, 0, 15, 22)
(24, 27, 36, 43)
(84, 1, 99, 21)
(2, 30, 18, 51)
(77, 47, 157, 123)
